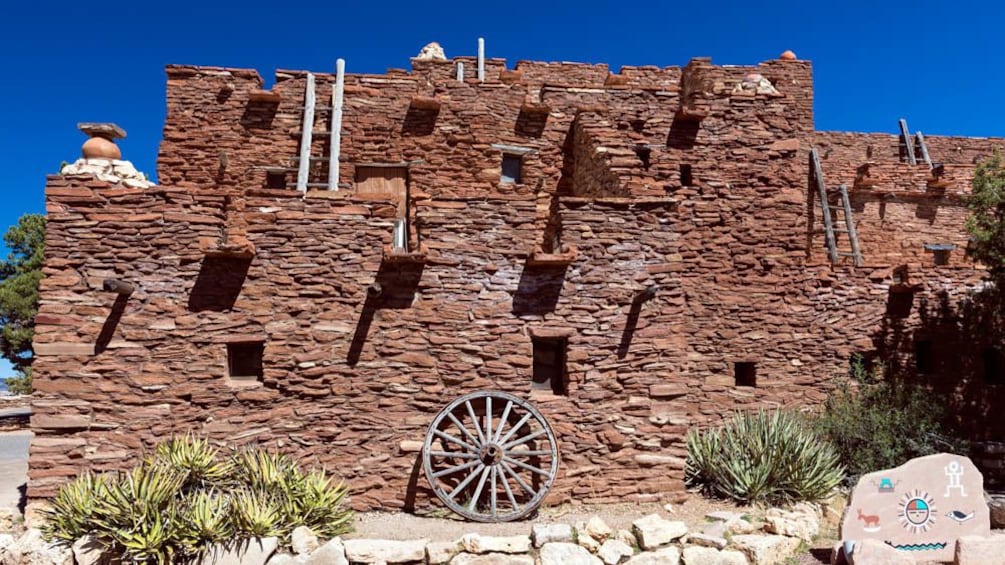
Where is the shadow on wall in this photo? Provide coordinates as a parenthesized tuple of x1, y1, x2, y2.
(512, 264, 568, 315)
(188, 256, 253, 312)
(347, 261, 425, 366)
(872, 281, 1005, 440)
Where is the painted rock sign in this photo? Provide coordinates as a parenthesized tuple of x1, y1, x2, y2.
(840, 453, 990, 562)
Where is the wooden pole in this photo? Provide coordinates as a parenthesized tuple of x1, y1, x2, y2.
(102, 279, 135, 296)
(297, 73, 316, 193)
(477, 38, 485, 82)
(329, 60, 345, 191)
(457, 61, 464, 82)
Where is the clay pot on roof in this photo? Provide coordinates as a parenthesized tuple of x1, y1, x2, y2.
(82, 136, 121, 160)
(780, 50, 797, 60)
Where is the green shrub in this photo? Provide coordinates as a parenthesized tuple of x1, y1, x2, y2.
(41, 436, 353, 563)
(5, 370, 31, 396)
(685, 409, 845, 505)
(814, 356, 968, 485)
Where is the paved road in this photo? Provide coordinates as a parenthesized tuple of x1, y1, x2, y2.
(0, 431, 30, 510)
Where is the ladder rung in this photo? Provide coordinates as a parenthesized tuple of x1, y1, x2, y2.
(291, 131, 334, 136)
(838, 252, 859, 257)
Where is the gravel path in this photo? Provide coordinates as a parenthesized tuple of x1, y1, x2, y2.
(0, 431, 30, 510)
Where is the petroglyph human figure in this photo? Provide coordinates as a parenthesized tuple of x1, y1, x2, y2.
(945, 460, 967, 497)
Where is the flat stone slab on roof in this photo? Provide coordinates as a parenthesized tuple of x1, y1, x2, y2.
(77, 122, 126, 139)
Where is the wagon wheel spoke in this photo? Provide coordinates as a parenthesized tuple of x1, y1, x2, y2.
(493, 400, 514, 443)
(423, 391, 559, 522)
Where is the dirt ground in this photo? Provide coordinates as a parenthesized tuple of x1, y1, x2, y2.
(346, 493, 758, 541)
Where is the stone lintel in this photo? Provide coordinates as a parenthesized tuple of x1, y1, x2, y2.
(77, 122, 126, 139)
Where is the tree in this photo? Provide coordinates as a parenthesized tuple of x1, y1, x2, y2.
(0, 214, 45, 394)
(966, 150, 1005, 279)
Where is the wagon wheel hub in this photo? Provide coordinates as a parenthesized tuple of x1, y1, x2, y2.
(479, 444, 504, 465)
(422, 390, 560, 523)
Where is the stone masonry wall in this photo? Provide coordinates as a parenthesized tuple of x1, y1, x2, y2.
(30, 54, 1004, 511)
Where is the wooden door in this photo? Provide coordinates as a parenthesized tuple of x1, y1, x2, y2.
(356, 166, 408, 218)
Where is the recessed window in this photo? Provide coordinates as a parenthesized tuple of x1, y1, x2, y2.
(680, 164, 693, 186)
(915, 340, 935, 375)
(734, 362, 756, 387)
(502, 154, 523, 184)
(228, 342, 264, 381)
(983, 348, 1005, 386)
(265, 170, 286, 189)
(924, 243, 955, 266)
(532, 338, 567, 395)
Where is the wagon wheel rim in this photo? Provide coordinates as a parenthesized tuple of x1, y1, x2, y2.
(422, 391, 559, 522)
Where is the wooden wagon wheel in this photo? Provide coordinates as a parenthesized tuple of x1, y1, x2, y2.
(422, 391, 559, 522)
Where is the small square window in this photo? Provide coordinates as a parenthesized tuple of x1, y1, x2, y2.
(228, 342, 264, 381)
(734, 362, 756, 387)
(265, 170, 286, 189)
(635, 147, 651, 170)
(532, 338, 567, 395)
(502, 154, 523, 184)
(915, 340, 935, 375)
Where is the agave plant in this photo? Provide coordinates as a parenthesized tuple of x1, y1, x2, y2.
(155, 434, 232, 488)
(177, 489, 232, 551)
(685, 409, 845, 505)
(230, 488, 283, 538)
(231, 449, 296, 491)
(40, 471, 108, 543)
(280, 469, 353, 539)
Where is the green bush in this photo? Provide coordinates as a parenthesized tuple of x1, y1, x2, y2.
(685, 409, 845, 505)
(41, 436, 352, 563)
(814, 356, 968, 485)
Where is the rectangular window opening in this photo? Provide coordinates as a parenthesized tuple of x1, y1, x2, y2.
(915, 340, 935, 375)
(734, 361, 757, 387)
(265, 170, 286, 189)
(502, 154, 523, 184)
(680, 164, 693, 186)
(532, 338, 568, 395)
(983, 347, 1005, 386)
(228, 342, 264, 382)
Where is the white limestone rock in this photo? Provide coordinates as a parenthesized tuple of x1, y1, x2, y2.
(415, 42, 447, 60)
(730, 534, 801, 565)
(71, 535, 103, 565)
(426, 540, 462, 564)
(763, 506, 819, 542)
(459, 533, 531, 554)
(532, 524, 574, 547)
(631, 514, 687, 550)
(200, 537, 279, 565)
(539, 542, 603, 565)
(450, 553, 534, 565)
(291, 526, 319, 555)
(682, 546, 747, 565)
(4, 529, 73, 565)
(687, 532, 728, 550)
(624, 546, 680, 564)
(584, 516, 614, 541)
(305, 538, 347, 565)
(597, 539, 634, 564)
(343, 538, 427, 563)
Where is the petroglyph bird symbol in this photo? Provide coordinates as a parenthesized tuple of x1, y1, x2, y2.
(946, 510, 975, 523)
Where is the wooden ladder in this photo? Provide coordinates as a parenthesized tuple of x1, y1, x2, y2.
(810, 148, 863, 266)
(294, 61, 346, 193)
(899, 118, 933, 167)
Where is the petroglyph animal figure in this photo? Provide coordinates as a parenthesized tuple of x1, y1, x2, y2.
(857, 508, 880, 529)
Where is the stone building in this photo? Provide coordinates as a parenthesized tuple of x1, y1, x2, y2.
(29, 49, 1005, 510)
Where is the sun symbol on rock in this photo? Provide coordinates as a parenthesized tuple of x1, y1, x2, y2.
(898, 489, 937, 534)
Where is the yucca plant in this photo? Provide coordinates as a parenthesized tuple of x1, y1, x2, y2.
(155, 434, 232, 488)
(685, 409, 845, 505)
(280, 469, 353, 539)
(41, 436, 354, 562)
(230, 488, 283, 538)
(177, 489, 232, 551)
(40, 471, 108, 543)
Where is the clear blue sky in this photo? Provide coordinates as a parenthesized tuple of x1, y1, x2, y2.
(0, 0, 1002, 378)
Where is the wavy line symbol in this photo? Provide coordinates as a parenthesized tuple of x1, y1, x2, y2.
(884, 541, 948, 551)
